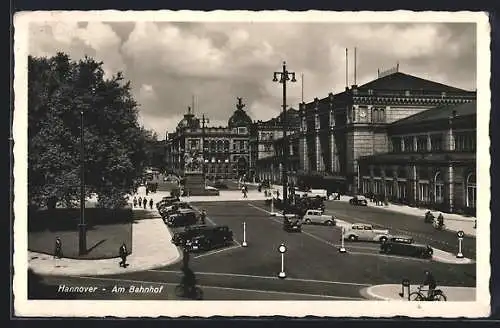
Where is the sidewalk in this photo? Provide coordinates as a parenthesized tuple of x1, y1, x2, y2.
(361, 284, 476, 301)
(28, 201, 181, 276)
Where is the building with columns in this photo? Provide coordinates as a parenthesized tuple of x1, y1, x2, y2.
(358, 101, 476, 215)
(296, 69, 476, 195)
(165, 98, 253, 180)
(249, 108, 300, 183)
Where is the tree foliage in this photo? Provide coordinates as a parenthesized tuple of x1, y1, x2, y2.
(28, 52, 152, 209)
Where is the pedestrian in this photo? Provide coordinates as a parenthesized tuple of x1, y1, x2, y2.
(149, 198, 154, 210)
(143, 197, 147, 209)
(133, 196, 137, 208)
(119, 242, 128, 268)
(138, 196, 142, 206)
(54, 237, 63, 259)
(200, 209, 207, 225)
(182, 245, 190, 269)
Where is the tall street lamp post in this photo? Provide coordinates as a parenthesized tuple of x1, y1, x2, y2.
(78, 109, 87, 255)
(273, 61, 297, 212)
(202, 114, 209, 185)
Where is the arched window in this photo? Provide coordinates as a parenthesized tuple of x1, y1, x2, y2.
(210, 140, 216, 152)
(224, 140, 230, 151)
(434, 171, 444, 203)
(466, 173, 476, 208)
(379, 108, 385, 122)
(373, 109, 378, 122)
(217, 140, 223, 152)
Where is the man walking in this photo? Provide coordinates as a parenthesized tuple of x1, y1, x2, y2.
(119, 242, 128, 268)
(54, 237, 63, 259)
(149, 198, 154, 210)
(133, 196, 137, 208)
(143, 197, 147, 209)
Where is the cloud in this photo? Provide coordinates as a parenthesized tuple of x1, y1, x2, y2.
(28, 20, 477, 138)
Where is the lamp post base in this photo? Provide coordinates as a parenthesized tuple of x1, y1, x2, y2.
(278, 271, 286, 279)
(78, 223, 87, 255)
(339, 247, 347, 253)
(242, 241, 248, 247)
(456, 252, 464, 259)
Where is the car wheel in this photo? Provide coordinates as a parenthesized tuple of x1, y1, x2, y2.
(348, 235, 358, 242)
(385, 245, 392, 253)
(305, 219, 312, 224)
(325, 220, 333, 226)
(379, 236, 388, 243)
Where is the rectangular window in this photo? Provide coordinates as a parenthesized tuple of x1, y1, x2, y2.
(404, 136, 414, 152)
(238, 127, 247, 134)
(417, 136, 427, 152)
(455, 132, 476, 152)
(418, 183, 429, 202)
(391, 137, 402, 152)
(431, 134, 443, 151)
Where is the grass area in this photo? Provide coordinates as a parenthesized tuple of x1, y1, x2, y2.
(28, 207, 134, 260)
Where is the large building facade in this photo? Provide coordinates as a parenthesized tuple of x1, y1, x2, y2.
(296, 69, 476, 195)
(249, 108, 300, 183)
(358, 101, 476, 215)
(165, 98, 253, 180)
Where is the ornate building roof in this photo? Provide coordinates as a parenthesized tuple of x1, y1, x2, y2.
(177, 106, 200, 130)
(228, 97, 253, 128)
(357, 71, 469, 93)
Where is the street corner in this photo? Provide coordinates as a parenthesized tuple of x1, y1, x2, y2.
(360, 284, 476, 302)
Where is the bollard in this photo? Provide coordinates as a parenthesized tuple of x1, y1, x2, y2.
(456, 230, 464, 258)
(398, 279, 411, 300)
(242, 222, 248, 247)
(339, 226, 347, 253)
(278, 243, 287, 279)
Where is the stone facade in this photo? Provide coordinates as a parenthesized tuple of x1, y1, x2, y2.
(296, 70, 476, 194)
(358, 101, 476, 215)
(165, 99, 252, 181)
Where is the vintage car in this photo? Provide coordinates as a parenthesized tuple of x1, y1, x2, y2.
(184, 225, 234, 252)
(302, 209, 336, 226)
(380, 236, 433, 259)
(171, 224, 211, 246)
(164, 209, 198, 227)
(349, 195, 368, 206)
(283, 214, 303, 232)
(344, 223, 390, 242)
(159, 201, 191, 217)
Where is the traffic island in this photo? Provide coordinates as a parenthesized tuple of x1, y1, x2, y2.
(361, 284, 476, 301)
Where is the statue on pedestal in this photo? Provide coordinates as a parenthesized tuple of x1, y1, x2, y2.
(184, 149, 204, 173)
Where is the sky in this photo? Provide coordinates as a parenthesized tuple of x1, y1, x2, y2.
(28, 21, 477, 139)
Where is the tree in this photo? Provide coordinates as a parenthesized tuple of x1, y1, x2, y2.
(28, 53, 151, 209)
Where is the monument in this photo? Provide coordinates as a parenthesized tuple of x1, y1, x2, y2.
(183, 148, 212, 196)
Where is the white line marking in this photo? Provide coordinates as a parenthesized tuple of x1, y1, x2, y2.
(193, 244, 242, 259)
(72, 275, 364, 300)
(149, 269, 371, 287)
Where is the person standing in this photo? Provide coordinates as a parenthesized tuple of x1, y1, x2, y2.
(133, 196, 137, 208)
(54, 237, 63, 259)
(138, 196, 142, 207)
(149, 198, 154, 210)
(200, 209, 207, 225)
(143, 197, 147, 209)
(119, 242, 128, 268)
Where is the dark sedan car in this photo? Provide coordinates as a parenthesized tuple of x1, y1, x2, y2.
(283, 214, 303, 232)
(349, 195, 368, 206)
(184, 225, 234, 252)
(380, 236, 433, 259)
(171, 225, 211, 246)
(165, 209, 198, 227)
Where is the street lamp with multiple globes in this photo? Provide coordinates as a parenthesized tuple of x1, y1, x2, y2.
(272, 61, 297, 212)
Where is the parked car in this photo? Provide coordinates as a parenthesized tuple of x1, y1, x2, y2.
(156, 196, 180, 209)
(159, 201, 191, 216)
(349, 195, 368, 206)
(171, 225, 211, 246)
(184, 225, 234, 252)
(344, 223, 389, 242)
(302, 209, 336, 226)
(380, 236, 433, 259)
(283, 214, 303, 232)
(164, 209, 198, 227)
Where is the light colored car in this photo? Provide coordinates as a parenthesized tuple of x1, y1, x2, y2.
(344, 223, 389, 242)
(302, 209, 336, 226)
